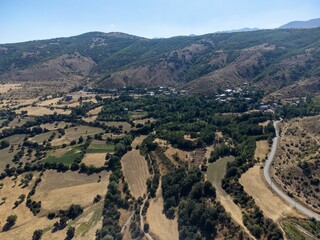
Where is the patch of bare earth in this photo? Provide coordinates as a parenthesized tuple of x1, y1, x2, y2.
(240, 166, 304, 221)
(121, 150, 149, 199)
(146, 179, 179, 240)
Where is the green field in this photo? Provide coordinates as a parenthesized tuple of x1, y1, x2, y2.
(207, 156, 235, 187)
(43, 145, 82, 165)
(87, 142, 114, 153)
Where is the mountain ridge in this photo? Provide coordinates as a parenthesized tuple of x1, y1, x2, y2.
(0, 28, 319, 98)
(279, 18, 320, 29)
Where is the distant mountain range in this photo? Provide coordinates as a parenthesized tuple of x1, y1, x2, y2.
(0, 26, 319, 99)
(279, 18, 320, 29)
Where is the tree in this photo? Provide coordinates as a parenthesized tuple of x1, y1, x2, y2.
(3, 214, 17, 231)
(143, 223, 149, 233)
(65, 226, 75, 240)
(0, 140, 10, 149)
(32, 229, 43, 240)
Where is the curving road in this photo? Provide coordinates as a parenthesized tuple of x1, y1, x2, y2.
(263, 121, 320, 221)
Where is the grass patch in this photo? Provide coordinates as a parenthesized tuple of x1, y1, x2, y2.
(207, 156, 235, 185)
(87, 143, 114, 153)
(43, 145, 82, 165)
(76, 201, 104, 236)
(283, 222, 310, 240)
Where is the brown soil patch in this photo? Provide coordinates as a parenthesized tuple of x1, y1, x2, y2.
(258, 120, 270, 127)
(165, 146, 191, 163)
(146, 179, 179, 240)
(33, 170, 110, 212)
(240, 166, 304, 221)
(254, 140, 269, 161)
(82, 153, 106, 167)
(121, 150, 149, 199)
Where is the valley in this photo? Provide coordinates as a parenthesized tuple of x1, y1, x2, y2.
(0, 84, 319, 239)
(0, 27, 319, 240)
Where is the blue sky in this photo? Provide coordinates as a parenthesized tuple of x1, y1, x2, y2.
(0, 0, 319, 43)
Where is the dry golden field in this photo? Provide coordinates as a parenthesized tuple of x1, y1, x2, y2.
(254, 140, 269, 161)
(121, 150, 149, 199)
(33, 170, 110, 212)
(240, 166, 304, 221)
(82, 153, 106, 168)
(146, 179, 179, 240)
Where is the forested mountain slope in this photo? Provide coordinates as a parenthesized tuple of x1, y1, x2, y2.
(0, 28, 319, 96)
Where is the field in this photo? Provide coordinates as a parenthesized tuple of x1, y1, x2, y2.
(129, 111, 148, 120)
(0, 84, 22, 94)
(131, 135, 147, 148)
(82, 153, 106, 167)
(239, 166, 304, 221)
(33, 170, 110, 212)
(82, 115, 98, 122)
(29, 130, 58, 144)
(43, 145, 82, 165)
(0, 170, 109, 239)
(0, 173, 55, 240)
(146, 179, 179, 240)
(207, 156, 253, 237)
(271, 116, 320, 213)
(2, 134, 26, 146)
(16, 106, 71, 116)
(254, 140, 269, 161)
(121, 150, 149, 199)
(51, 125, 103, 146)
(87, 106, 103, 116)
(37, 97, 62, 107)
(40, 121, 68, 130)
(87, 140, 114, 153)
(0, 147, 19, 171)
(133, 117, 155, 125)
(103, 121, 131, 133)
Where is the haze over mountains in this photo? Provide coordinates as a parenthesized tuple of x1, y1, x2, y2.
(279, 18, 320, 29)
(0, 19, 319, 98)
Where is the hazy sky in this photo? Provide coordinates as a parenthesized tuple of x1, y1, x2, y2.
(0, 0, 319, 43)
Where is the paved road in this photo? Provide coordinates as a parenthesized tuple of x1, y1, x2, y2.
(263, 121, 320, 221)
